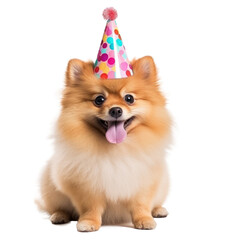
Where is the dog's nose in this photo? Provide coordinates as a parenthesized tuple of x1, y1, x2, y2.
(109, 107, 123, 118)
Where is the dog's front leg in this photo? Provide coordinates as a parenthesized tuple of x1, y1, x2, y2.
(129, 189, 157, 230)
(61, 182, 105, 232)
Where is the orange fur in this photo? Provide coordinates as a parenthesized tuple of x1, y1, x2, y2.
(38, 56, 172, 231)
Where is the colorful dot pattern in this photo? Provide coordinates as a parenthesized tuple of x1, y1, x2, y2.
(94, 20, 133, 79)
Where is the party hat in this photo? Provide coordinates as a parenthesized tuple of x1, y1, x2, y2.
(94, 8, 133, 79)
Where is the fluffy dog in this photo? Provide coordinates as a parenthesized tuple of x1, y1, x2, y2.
(38, 56, 172, 231)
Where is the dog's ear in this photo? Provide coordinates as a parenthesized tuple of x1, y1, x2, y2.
(131, 56, 157, 82)
(65, 59, 94, 86)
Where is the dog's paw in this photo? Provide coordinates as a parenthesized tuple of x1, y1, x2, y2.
(152, 206, 168, 218)
(77, 219, 101, 232)
(50, 211, 71, 224)
(133, 217, 156, 230)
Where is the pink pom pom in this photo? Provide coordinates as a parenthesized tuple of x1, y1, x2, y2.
(103, 7, 118, 21)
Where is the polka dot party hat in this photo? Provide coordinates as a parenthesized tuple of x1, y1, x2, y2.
(94, 7, 133, 79)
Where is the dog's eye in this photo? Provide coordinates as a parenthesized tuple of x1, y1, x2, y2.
(94, 95, 105, 106)
(124, 94, 134, 104)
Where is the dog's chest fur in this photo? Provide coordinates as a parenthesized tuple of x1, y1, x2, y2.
(51, 136, 168, 202)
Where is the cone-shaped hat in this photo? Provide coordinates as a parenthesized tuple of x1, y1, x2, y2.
(94, 8, 133, 79)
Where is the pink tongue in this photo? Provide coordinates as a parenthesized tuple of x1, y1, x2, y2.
(105, 121, 127, 144)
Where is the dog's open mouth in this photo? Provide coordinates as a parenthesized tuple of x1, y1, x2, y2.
(97, 117, 135, 144)
(97, 117, 135, 130)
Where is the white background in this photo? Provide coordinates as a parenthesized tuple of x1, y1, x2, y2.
(0, 0, 240, 239)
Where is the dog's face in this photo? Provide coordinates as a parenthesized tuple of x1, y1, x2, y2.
(58, 56, 170, 148)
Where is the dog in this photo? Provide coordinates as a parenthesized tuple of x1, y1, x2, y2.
(38, 56, 172, 231)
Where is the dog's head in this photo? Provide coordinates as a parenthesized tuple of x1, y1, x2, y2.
(58, 56, 170, 148)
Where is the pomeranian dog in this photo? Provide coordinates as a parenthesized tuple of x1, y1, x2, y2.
(38, 56, 172, 231)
